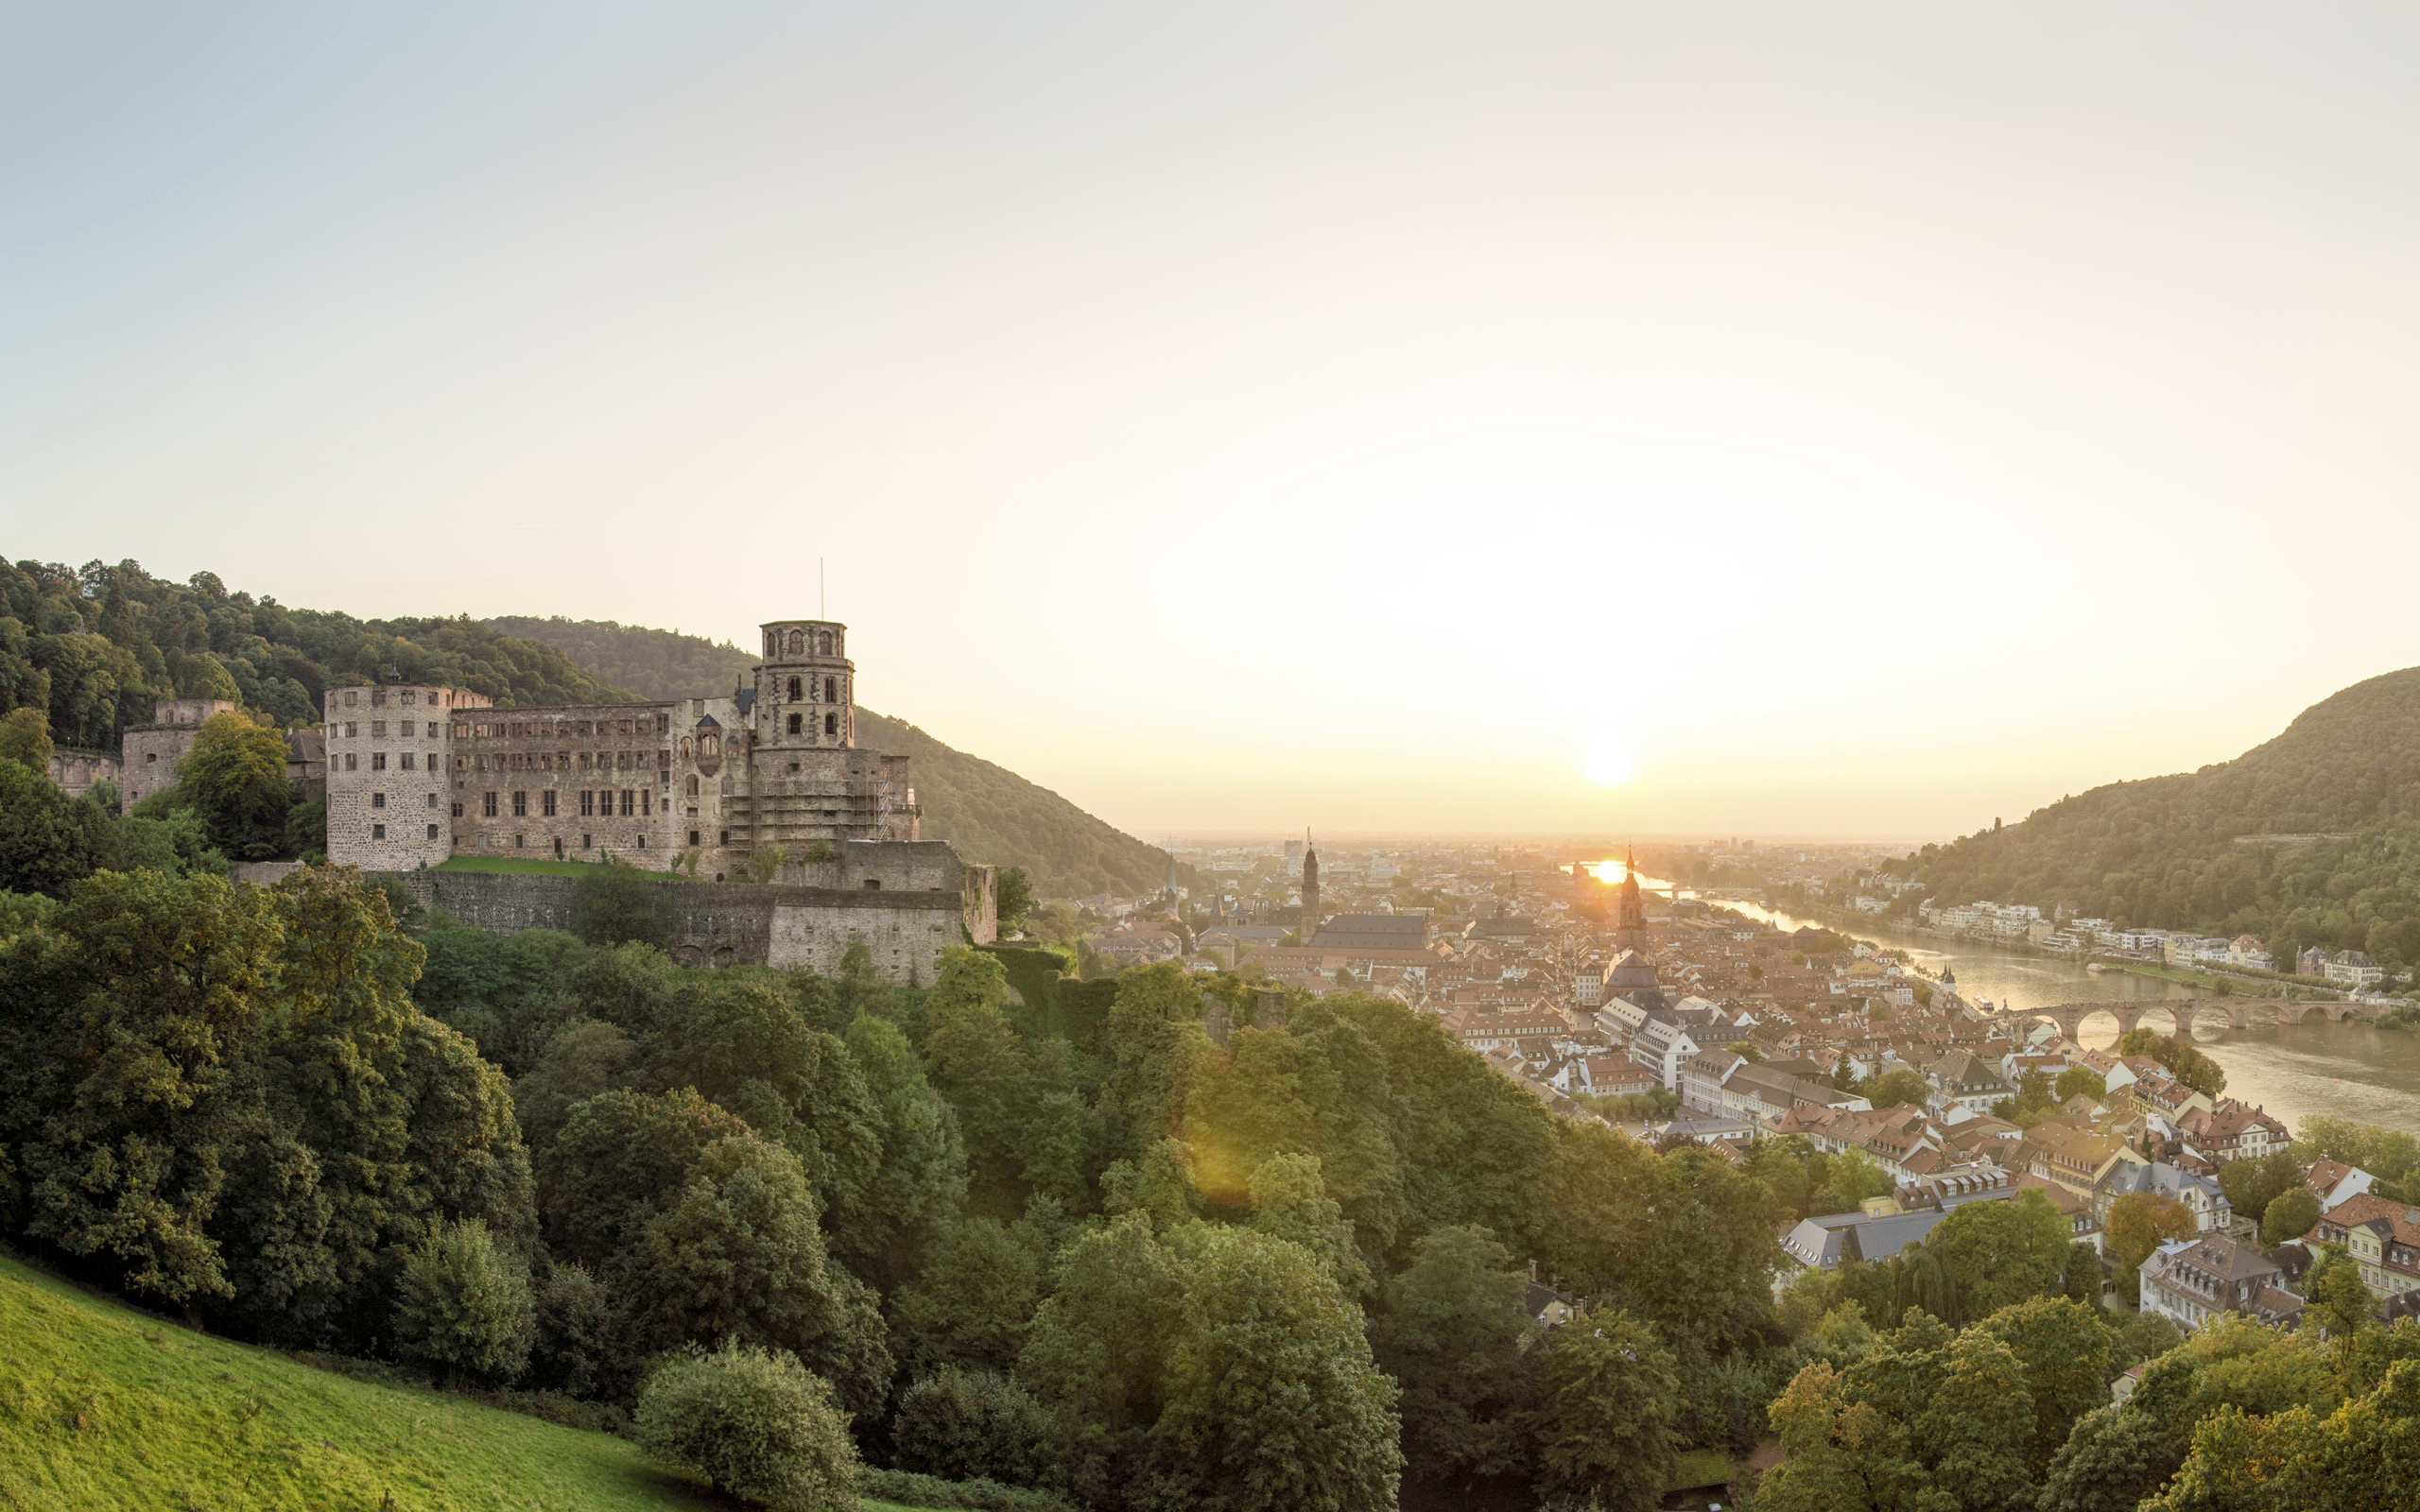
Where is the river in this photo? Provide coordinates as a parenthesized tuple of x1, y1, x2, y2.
(1673, 886, 2420, 1135)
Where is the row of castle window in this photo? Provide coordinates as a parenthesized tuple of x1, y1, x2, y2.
(787, 713, 841, 736)
(366, 792, 441, 809)
(456, 715, 671, 739)
(782, 676, 841, 702)
(462, 749, 667, 772)
(330, 720, 443, 739)
(477, 789, 648, 818)
(365, 822, 444, 841)
(479, 832, 645, 850)
(343, 751, 442, 771)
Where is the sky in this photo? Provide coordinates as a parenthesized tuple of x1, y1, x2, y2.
(7, 3, 2419, 842)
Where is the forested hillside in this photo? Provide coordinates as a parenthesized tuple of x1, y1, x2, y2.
(1910, 666, 2420, 966)
(0, 558, 631, 749)
(488, 615, 1174, 899)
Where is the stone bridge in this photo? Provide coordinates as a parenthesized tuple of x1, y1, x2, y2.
(1984, 996, 2386, 1043)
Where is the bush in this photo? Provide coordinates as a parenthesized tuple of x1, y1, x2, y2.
(634, 1344, 859, 1512)
(392, 1218, 536, 1385)
(857, 1468, 1077, 1512)
(569, 857, 678, 950)
(891, 1369, 1056, 1487)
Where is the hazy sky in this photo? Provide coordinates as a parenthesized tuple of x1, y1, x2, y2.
(8, 3, 2418, 841)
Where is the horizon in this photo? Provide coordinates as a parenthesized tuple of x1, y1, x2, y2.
(12, 4, 2420, 837)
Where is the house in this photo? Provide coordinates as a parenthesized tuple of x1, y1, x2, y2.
(2323, 951, 2386, 990)
(1554, 1053, 1658, 1101)
(1630, 1016, 1701, 1091)
(2304, 1158, 2376, 1211)
(2227, 936, 2275, 971)
(2138, 1235, 2290, 1332)
(2306, 1192, 2420, 1299)
(1927, 1050, 2013, 1116)
(1778, 1208, 1950, 1274)
(2100, 1158, 2233, 1234)
(2173, 1100, 2290, 1165)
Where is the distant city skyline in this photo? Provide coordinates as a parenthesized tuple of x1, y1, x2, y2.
(10, 4, 2419, 839)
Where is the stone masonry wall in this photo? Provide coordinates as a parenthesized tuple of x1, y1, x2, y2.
(387, 868, 983, 986)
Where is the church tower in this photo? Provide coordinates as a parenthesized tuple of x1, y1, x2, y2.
(1300, 834, 1322, 940)
(1616, 843, 1648, 950)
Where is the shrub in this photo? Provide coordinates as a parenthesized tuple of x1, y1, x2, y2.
(634, 1343, 858, 1512)
(892, 1369, 1056, 1487)
(857, 1468, 1077, 1512)
(569, 857, 678, 950)
(392, 1218, 535, 1385)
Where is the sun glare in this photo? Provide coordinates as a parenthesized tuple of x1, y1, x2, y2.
(1583, 735, 1635, 787)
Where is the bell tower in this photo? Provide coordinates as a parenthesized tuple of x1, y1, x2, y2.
(756, 620, 854, 751)
(1300, 833, 1322, 939)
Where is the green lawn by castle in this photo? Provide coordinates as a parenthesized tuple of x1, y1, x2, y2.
(432, 854, 602, 877)
(0, 1254, 929, 1512)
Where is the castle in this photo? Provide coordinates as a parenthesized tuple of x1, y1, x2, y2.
(322, 618, 994, 983)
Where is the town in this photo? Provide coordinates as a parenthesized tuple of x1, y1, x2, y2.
(1064, 836, 2418, 1341)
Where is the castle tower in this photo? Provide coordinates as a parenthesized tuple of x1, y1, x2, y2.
(1616, 843, 1648, 950)
(1301, 834, 1322, 939)
(754, 620, 855, 752)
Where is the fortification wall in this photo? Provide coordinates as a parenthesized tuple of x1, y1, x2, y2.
(385, 868, 978, 986)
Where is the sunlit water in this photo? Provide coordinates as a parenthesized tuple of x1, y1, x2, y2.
(1616, 871, 2420, 1134)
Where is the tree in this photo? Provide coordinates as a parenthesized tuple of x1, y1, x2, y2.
(995, 866, 1034, 933)
(568, 857, 676, 950)
(1370, 1225, 1537, 1481)
(391, 1218, 536, 1385)
(634, 1343, 859, 1512)
(2219, 1151, 2303, 1227)
(178, 711, 297, 861)
(1522, 1312, 1680, 1512)
(1138, 1225, 1401, 1512)
(2305, 1249, 2374, 1339)
(2053, 1065, 2108, 1103)
(2107, 1193, 2198, 1278)
(2114, 1029, 2226, 1098)
(891, 1218, 1046, 1377)
(2261, 1187, 2322, 1246)
(1926, 1190, 2077, 1323)
(0, 754, 106, 897)
(0, 705, 53, 768)
(1865, 1067, 1931, 1109)
(1015, 1213, 1184, 1505)
(1974, 1296, 2113, 1474)
(891, 1368, 1056, 1488)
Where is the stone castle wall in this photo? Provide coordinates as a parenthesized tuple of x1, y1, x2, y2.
(387, 866, 993, 986)
(46, 747, 121, 799)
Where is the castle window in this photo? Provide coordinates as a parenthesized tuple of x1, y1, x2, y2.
(372, 792, 386, 808)
(372, 690, 387, 708)
(620, 790, 634, 816)
(824, 713, 838, 737)
(788, 713, 803, 735)
(372, 823, 385, 839)
(788, 677, 802, 699)
(426, 793, 438, 807)
(345, 691, 358, 708)
(862, 879, 881, 891)
(580, 790, 594, 816)
(402, 691, 416, 705)
(543, 790, 558, 816)
(582, 833, 592, 849)
(689, 830, 700, 847)
(401, 752, 416, 770)
(146, 751, 157, 765)
(515, 833, 525, 849)
(719, 830, 729, 845)
(512, 791, 527, 816)
(641, 790, 651, 816)
(426, 722, 439, 737)
(824, 677, 836, 701)
(788, 630, 804, 656)
(818, 630, 833, 655)
(430, 751, 441, 770)
(372, 720, 387, 737)
(426, 823, 440, 840)
(372, 752, 387, 770)
(345, 753, 357, 771)
(344, 722, 356, 737)
(483, 791, 498, 817)
(686, 775, 700, 796)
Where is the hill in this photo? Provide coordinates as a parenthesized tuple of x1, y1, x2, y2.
(0, 558, 631, 749)
(0, 1251, 723, 1512)
(1908, 665, 2420, 967)
(486, 615, 1176, 899)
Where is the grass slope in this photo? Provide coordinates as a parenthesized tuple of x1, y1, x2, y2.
(485, 616, 1176, 899)
(0, 1254, 925, 1512)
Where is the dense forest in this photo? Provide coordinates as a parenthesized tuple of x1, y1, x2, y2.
(1909, 666, 2420, 966)
(488, 615, 1177, 899)
(0, 558, 629, 749)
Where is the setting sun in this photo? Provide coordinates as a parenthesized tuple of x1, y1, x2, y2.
(1583, 734, 1636, 788)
